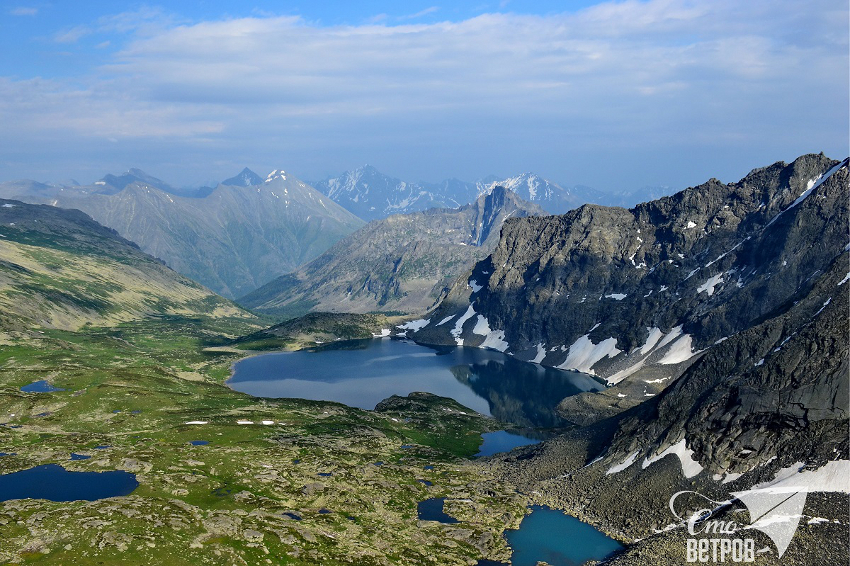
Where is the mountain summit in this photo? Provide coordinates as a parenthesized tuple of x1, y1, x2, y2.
(221, 167, 263, 187)
(240, 186, 545, 318)
(0, 169, 363, 298)
(314, 165, 472, 221)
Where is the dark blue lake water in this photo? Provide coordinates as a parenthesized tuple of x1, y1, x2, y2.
(20, 380, 65, 392)
(476, 431, 542, 457)
(417, 498, 459, 523)
(0, 464, 138, 502)
(229, 339, 603, 428)
(505, 506, 624, 566)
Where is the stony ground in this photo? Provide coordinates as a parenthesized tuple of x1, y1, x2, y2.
(0, 317, 528, 565)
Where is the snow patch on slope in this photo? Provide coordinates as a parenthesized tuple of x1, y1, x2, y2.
(746, 460, 850, 494)
(697, 273, 724, 296)
(557, 335, 621, 375)
(450, 305, 476, 345)
(642, 439, 704, 478)
(531, 343, 546, 364)
(471, 315, 510, 352)
(658, 335, 698, 365)
(399, 318, 430, 332)
(640, 327, 664, 355)
(607, 451, 639, 475)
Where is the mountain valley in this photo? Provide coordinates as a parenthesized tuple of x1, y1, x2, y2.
(0, 169, 364, 299)
(241, 186, 545, 319)
(0, 153, 847, 565)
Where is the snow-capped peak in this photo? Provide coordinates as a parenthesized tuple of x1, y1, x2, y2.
(265, 169, 287, 183)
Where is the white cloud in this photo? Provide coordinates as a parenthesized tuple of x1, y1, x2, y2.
(10, 7, 37, 16)
(54, 25, 93, 44)
(398, 6, 440, 20)
(1, 0, 847, 186)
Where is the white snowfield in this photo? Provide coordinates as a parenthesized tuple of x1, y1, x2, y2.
(746, 460, 850, 494)
(398, 318, 430, 331)
(471, 315, 509, 352)
(450, 305, 477, 345)
(657, 335, 698, 365)
(557, 334, 621, 375)
(641, 439, 704, 478)
(606, 451, 639, 475)
(696, 273, 724, 296)
(606, 325, 699, 385)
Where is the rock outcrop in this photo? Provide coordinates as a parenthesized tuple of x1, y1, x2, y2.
(240, 187, 545, 319)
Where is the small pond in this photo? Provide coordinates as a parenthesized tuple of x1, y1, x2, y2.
(20, 380, 65, 393)
(417, 498, 459, 524)
(476, 431, 542, 457)
(505, 506, 624, 566)
(229, 339, 603, 428)
(0, 464, 138, 502)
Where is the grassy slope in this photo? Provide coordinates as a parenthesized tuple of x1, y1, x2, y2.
(0, 201, 525, 564)
(0, 317, 525, 565)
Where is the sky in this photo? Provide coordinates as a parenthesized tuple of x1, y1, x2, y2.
(1, 0, 847, 192)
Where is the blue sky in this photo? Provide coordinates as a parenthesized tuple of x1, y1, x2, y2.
(1, 1, 847, 191)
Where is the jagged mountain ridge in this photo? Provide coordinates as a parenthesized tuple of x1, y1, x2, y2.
(239, 186, 545, 319)
(473, 173, 610, 214)
(412, 153, 848, 417)
(0, 198, 255, 336)
(313, 165, 477, 222)
(0, 169, 364, 299)
(314, 166, 622, 219)
(408, 153, 849, 563)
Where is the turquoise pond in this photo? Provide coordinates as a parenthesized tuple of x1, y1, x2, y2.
(229, 338, 603, 429)
(505, 506, 624, 566)
(475, 431, 542, 457)
(421, 502, 624, 565)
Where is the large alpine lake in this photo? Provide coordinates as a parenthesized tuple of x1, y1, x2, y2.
(228, 338, 604, 428)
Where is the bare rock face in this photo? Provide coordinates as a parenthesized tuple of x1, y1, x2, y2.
(415, 154, 846, 380)
(413, 153, 848, 482)
(240, 186, 545, 319)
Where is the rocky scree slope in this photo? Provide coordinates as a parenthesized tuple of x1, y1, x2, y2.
(240, 186, 545, 319)
(487, 192, 848, 566)
(452, 154, 849, 564)
(0, 199, 255, 336)
(413, 154, 848, 422)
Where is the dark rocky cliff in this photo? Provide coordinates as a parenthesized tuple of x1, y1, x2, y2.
(413, 154, 848, 422)
(429, 154, 849, 564)
(240, 187, 545, 319)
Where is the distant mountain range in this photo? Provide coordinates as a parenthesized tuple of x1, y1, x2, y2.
(0, 164, 674, 300)
(0, 168, 363, 299)
(240, 186, 546, 319)
(313, 166, 667, 220)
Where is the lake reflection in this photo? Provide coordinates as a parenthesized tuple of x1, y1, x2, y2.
(228, 339, 603, 428)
